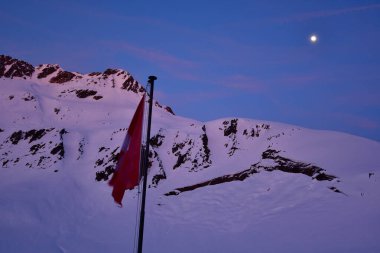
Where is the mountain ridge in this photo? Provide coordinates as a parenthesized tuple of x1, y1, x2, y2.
(1, 55, 380, 253)
(0, 54, 174, 115)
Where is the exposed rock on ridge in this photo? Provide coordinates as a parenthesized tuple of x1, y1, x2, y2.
(0, 55, 34, 79)
(0, 55, 175, 115)
(164, 148, 338, 196)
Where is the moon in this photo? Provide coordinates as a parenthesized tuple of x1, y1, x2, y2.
(310, 34, 318, 43)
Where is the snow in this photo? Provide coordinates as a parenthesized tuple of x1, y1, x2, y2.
(0, 71, 380, 253)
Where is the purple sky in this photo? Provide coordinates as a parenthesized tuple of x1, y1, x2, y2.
(1, 0, 380, 141)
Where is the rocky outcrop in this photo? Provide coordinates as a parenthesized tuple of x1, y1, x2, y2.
(50, 71, 77, 84)
(154, 101, 175, 115)
(164, 148, 337, 196)
(243, 123, 270, 138)
(121, 75, 145, 94)
(262, 149, 336, 181)
(164, 106, 175, 115)
(0, 128, 67, 169)
(94, 145, 119, 182)
(222, 119, 239, 156)
(103, 68, 119, 76)
(75, 89, 98, 98)
(0, 55, 35, 79)
(37, 64, 59, 79)
(165, 164, 259, 196)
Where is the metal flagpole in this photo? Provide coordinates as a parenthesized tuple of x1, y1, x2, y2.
(137, 76, 156, 253)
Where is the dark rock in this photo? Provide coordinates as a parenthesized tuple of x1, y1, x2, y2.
(50, 71, 76, 83)
(30, 143, 45, 155)
(98, 146, 109, 152)
(165, 149, 338, 196)
(200, 126, 212, 166)
(222, 119, 239, 156)
(173, 153, 187, 170)
(95, 158, 104, 166)
(9, 129, 54, 145)
(77, 138, 86, 160)
(314, 173, 336, 181)
(165, 164, 259, 196)
(93, 146, 120, 182)
(23, 94, 35, 101)
(243, 128, 256, 138)
(37, 65, 59, 79)
(172, 142, 185, 154)
(25, 129, 52, 143)
(37, 156, 50, 167)
(2, 159, 9, 167)
(0, 55, 11, 77)
(0, 55, 35, 78)
(155, 101, 162, 109)
(93, 95, 103, 100)
(262, 149, 280, 159)
(88, 72, 101, 76)
(121, 76, 145, 93)
(150, 133, 165, 147)
(223, 119, 238, 136)
(95, 171, 107, 181)
(95, 165, 115, 181)
(9, 131, 24, 145)
(262, 149, 336, 181)
(50, 142, 64, 159)
(75, 89, 97, 98)
(164, 106, 175, 115)
(328, 186, 346, 195)
(152, 172, 167, 186)
(109, 147, 120, 164)
(103, 69, 119, 76)
(59, 129, 68, 137)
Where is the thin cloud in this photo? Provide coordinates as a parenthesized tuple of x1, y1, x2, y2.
(276, 3, 380, 23)
(220, 74, 266, 93)
(119, 42, 196, 68)
(335, 92, 380, 107)
(105, 41, 200, 81)
(276, 74, 320, 87)
(334, 112, 379, 130)
(0, 9, 59, 38)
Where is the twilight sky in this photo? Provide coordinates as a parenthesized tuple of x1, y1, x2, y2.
(1, 0, 380, 141)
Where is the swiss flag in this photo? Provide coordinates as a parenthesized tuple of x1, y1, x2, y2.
(109, 95, 145, 205)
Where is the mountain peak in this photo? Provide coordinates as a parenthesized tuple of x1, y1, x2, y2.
(1, 54, 175, 116)
(0, 55, 144, 91)
(0, 55, 35, 79)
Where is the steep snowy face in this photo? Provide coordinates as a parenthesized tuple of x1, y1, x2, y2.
(1, 55, 380, 253)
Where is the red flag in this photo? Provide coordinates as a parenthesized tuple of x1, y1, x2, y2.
(109, 95, 145, 205)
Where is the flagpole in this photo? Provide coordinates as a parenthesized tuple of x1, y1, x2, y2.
(137, 75, 156, 253)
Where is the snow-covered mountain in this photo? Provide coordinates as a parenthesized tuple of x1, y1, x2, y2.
(1, 55, 379, 253)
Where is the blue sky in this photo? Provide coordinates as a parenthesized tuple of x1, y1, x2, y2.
(1, 0, 380, 141)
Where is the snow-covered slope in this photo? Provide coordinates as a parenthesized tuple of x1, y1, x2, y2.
(1, 55, 379, 253)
